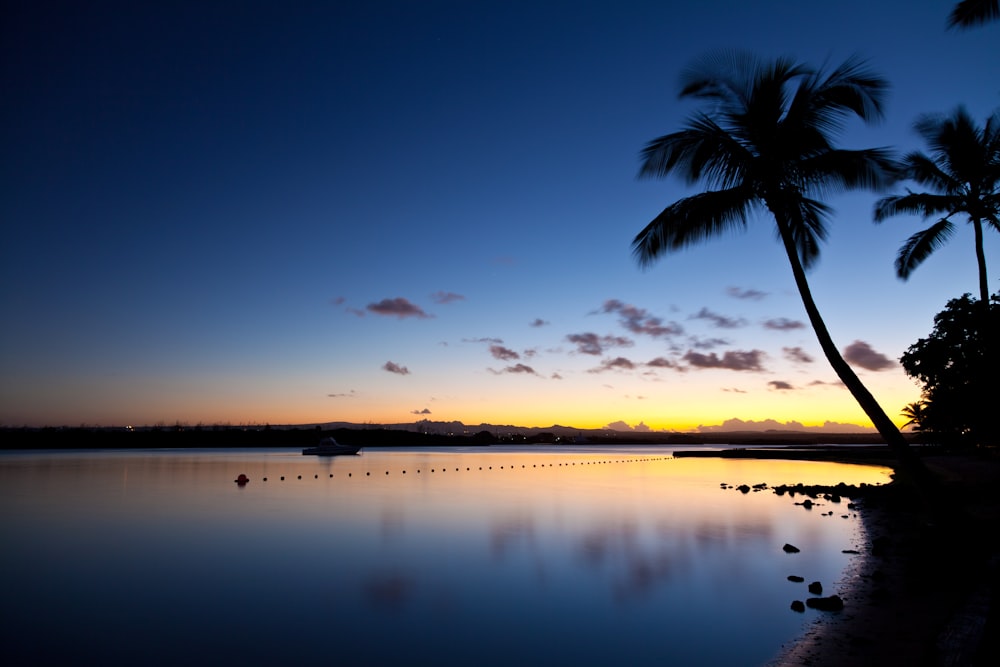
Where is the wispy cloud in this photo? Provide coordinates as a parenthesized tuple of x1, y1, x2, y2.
(410, 408, 432, 415)
(529, 318, 549, 327)
(683, 349, 765, 371)
(763, 317, 805, 331)
(783, 346, 814, 364)
(768, 380, 794, 390)
(464, 337, 504, 344)
(367, 297, 431, 319)
(843, 340, 895, 371)
(327, 390, 356, 398)
(566, 332, 633, 356)
(689, 336, 730, 350)
(588, 357, 636, 373)
(727, 287, 768, 300)
(383, 361, 411, 375)
(691, 307, 746, 329)
(489, 345, 520, 361)
(489, 364, 539, 376)
(600, 300, 683, 338)
(430, 291, 465, 304)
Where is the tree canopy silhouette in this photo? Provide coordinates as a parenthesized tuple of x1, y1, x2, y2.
(632, 51, 923, 472)
(874, 107, 1000, 315)
(900, 292, 999, 447)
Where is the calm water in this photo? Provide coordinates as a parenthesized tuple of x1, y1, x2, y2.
(0, 445, 891, 666)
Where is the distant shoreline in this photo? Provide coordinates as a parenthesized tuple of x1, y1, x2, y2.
(0, 425, 910, 450)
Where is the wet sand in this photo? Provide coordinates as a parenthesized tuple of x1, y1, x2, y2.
(768, 454, 1000, 666)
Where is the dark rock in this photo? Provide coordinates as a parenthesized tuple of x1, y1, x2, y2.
(806, 595, 844, 611)
(790, 600, 805, 612)
(797, 499, 814, 509)
(737, 484, 750, 494)
(783, 543, 801, 553)
(808, 581, 823, 595)
(787, 575, 805, 582)
(842, 549, 860, 555)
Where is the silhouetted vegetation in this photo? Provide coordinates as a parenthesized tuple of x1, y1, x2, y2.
(947, 0, 999, 29)
(900, 292, 1000, 448)
(874, 107, 1000, 314)
(631, 51, 924, 473)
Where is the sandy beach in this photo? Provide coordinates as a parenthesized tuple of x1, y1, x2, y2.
(768, 454, 1000, 666)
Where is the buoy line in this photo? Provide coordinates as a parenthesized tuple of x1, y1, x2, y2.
(238, 456, 676, 485)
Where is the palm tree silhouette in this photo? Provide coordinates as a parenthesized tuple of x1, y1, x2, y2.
(947, 0, 999, 28)
(632, 52, 921, 470)
(874, 107, 1000, 314)
(900, 401, 928, 432)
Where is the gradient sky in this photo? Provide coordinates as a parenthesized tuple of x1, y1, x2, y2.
(2, 1, 998, 431)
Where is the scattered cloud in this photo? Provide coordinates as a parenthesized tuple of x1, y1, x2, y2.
(367, 297, 431, 319)
(464, 337, 504, 344)
(691, 307, 746, 329)
(683, 349, 765, 371)
(605, 420, 655, 432)
(727, 287, 768, 300)
(763, 317, 805, 331)
(490, 344, 520, 361)
(697, 418, 875, 433)
(327, 390, 356, 398)
(689, 336, 730, 350)
(768, 380, 794, 390)
(490, 363, 539, 376)
(589, 357, 636, 373)
(430, 291, 465, 304)
(646, 357, 677, 369)
(600, 300, 683, 338)
(383, 361, 410, 375)
(783, 346, 814, 364)
(843, 340, 895, 371)
(330, 296, 346, 306)
(722, 387, 747, 393)
(566, 332, 633, 356)
(411, 408, 431, 415)
(530, 318, 549, 327)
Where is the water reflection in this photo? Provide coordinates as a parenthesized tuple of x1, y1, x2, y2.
(0, 446, 890, 666)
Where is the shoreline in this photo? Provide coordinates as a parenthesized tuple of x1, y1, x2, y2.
(728, 451, 1000, 666)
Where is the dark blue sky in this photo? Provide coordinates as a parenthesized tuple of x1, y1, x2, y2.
(2, 1, 997, 429)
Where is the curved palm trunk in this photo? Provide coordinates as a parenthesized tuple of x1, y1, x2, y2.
(973, 217, 989, 311)
(771, 215, 928, 477)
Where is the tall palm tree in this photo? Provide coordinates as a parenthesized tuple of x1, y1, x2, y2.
(947, 0, 999, 29)
(874, 107, 1000, 314)
(632, 52, 923, 472)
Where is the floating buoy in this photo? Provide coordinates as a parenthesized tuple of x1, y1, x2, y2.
(235, 474, 250, 485)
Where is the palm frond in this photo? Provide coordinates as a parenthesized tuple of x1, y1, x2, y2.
(874, 192, 955, 222)
(775, 196, 831, 269)
(802, 147, 895, 194)
(632, 188, 757, 268)
(947, 0, 999, 28)
(898, 151, 959, 193)
(638, 115, 752, 188)
(896, 219, 957, 278)
(804, 56, 888, 129)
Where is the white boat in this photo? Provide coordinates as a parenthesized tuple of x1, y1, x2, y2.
(302, 437, 361, 456)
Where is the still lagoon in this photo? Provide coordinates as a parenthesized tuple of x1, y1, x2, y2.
(0, 445, 891, 666)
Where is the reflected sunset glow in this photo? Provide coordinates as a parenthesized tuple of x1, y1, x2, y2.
(1, 447, 890, 666)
